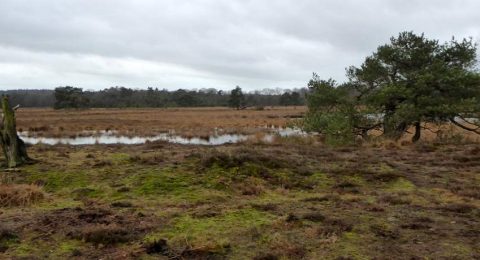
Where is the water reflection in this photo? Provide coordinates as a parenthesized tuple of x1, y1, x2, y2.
(19, 127, 306, 146)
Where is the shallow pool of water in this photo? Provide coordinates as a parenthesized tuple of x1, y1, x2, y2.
(19, 127, 306, 146)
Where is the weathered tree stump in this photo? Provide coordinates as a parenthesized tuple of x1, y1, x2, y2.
(0, 96, 30, 168)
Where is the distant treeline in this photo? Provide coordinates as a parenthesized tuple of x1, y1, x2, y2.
(0, 89, 55, 107)
(0, 86, 307, 108)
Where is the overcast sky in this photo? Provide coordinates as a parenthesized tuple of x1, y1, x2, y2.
(0, 0, 479, 91)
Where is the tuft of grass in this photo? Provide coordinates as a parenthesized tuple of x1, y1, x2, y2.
(0, 184, 45, 207)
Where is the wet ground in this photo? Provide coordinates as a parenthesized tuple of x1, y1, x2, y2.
(18, 127, 307, 146)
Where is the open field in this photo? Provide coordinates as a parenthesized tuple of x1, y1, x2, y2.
(1, 108, 480, 259)
(17, 108, 480, 145)
(16, 107, 307, 138)
(2, 1, 480, 259)
(1, 141, 479, 259)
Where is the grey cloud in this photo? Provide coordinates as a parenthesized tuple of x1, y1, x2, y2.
(0, 0, 479, 90)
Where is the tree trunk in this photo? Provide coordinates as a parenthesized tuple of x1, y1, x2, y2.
(383, 111, 395, 137)
(0, 96, 30, 168)
(412, 122, 421, 143)
(384, 115, 406, 140)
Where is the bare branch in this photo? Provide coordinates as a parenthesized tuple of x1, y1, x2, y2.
(450, 118, 480, 134)
(354, 122, 382, 131)
(421, 123, 440, 134)
(456, 115, 480, 127)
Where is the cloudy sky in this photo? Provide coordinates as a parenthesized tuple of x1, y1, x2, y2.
(0, 0, 479, 91)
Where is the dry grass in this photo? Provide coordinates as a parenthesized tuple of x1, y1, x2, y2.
(16, 107, 480, 145)
(16, 107, 306, 137)
(0, 184, 45, 207)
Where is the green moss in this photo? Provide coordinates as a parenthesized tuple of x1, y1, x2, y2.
(124, 167, 230, 204)
(7, 236, 83, 259)
(71, 186, 106, 199)
(10, 241, 37, 257)
(340, 175, 366, 188)
(133, 170, 195, 196)
(438, 242, 475, 258)
(26, 170, 88, 192)
(237, 163, 270, 178)
(200, 165, 236, 190)
(53, 240, 84, 257)
(387, 178, 416, 192)
(331, 232, 370, 260)
(36, 198, 83, 210)
(148, 209, 275, 247)
(110, 153, 131, 163)
(375, 162, 396, 173)
(305, 172, 335, 189)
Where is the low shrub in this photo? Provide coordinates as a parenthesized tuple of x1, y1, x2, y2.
(201, 148, 285, 169)
(73, 224, 132, 246)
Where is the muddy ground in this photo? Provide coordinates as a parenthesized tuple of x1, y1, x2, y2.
(1, 140, 479, 259)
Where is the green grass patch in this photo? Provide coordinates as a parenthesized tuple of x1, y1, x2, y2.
(386, 178, 416, 192)
(305, 172, 335, 189)
(330, 231, 370, 260)
(147, 209, 275, 248)
(110, 153, 131, 164)
(26, 169, 88, 193)
(53, 240, 84, 258)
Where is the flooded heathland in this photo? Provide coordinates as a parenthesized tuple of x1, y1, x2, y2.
(1, 108, 479, 259)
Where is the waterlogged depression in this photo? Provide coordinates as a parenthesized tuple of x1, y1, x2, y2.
(18, 127, 307, 146)
(19, 115, 479, 146)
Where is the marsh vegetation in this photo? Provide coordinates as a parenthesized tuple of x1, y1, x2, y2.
(1, 32, 480, 259)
